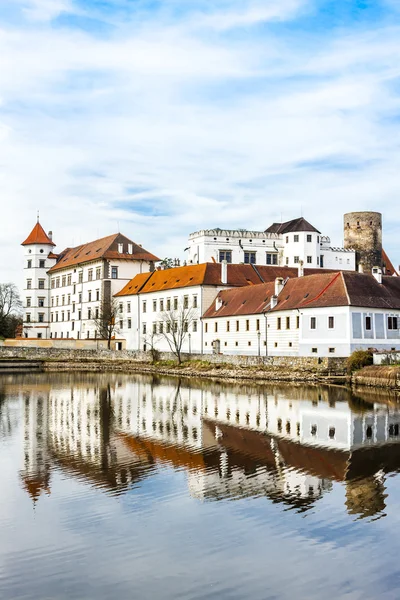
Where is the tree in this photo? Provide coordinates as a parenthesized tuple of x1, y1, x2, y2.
(157, 303, 197, 364)
(92, 298, 120, 349)
(0, 283, 22, 338)
(143, 329, 161, 363)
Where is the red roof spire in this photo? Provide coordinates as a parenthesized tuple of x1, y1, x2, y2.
(21, 221, 56, 246)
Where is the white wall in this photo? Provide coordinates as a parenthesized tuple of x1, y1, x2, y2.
(23, 243, 57, 339)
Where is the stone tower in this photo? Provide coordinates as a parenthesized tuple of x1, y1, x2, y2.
(343, 212, 382, 273)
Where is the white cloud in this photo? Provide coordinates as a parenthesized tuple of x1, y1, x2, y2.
(1, 0, 400, 287)
(14, 0, 74, 21)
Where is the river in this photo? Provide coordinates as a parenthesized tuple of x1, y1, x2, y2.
(1, 372, 400, 599)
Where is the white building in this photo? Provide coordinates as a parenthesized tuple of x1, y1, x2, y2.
(203, 268, 400, 357)
(187, 217, 356, 271)
(21, 221, 159, 341)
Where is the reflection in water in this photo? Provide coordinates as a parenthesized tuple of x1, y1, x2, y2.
(7, 373, 400, 520)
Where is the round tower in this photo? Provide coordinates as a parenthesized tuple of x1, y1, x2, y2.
(343, 212, 382, 273)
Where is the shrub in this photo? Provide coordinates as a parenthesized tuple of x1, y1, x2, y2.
(346, 350, 373, 374)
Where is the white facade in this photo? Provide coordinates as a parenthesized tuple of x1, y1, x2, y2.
(187, 226, 356, 271)
(22, 239, 57, 339)
(203, 303, 400, 357)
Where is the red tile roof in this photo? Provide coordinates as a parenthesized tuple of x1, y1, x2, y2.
(382, 249, 398, 277)
(21, 222, 56, 246)
(204, 271, 400, 318)
(48, 233, 159, 273)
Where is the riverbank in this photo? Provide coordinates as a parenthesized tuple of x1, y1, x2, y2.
(353, 365, 400, 390)
(0, 347, 347, 384)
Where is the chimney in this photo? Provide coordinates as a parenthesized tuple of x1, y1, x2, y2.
(270, 295, 278, 309)
(372, 266, 383, 284)
(358, 263, 364, 274)
(221, 260, 228, 285)
(48, 231, 53, 241)
(275, 277, 284, 296)
(298, 260, 304, 277)
(215, 296, 223, 311)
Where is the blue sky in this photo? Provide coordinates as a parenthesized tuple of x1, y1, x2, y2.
(1, 0, 400, 283)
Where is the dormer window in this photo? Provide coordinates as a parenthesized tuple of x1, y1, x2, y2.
(128, 243, 133, 254)
(118, 243, 123, 253)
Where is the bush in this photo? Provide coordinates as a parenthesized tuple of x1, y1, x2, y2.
(346, 350, 373, 374)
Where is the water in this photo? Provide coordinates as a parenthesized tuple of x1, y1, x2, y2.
(1, 373, 400, 600)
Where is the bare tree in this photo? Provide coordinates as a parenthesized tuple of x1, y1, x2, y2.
(158, 304, 197, 364)
(0, 283, 22, 338)
(92, 298, 120, 349)
(143, 329, 161, 363)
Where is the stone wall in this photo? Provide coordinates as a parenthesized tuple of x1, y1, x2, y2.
(353, 366, 400, 389)
(0, 346, 347, 376)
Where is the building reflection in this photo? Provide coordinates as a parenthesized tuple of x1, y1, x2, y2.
(12, 374, 400, 518)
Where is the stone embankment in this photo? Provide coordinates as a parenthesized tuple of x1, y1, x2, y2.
(353, 366, 400, 390)
(0, 347, 347, 383)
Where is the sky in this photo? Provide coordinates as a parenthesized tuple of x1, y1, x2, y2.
(1, 0, 400, 286)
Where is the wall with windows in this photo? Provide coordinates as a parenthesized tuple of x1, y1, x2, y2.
(282, 231, 321, 269)
(299, 306, 350, 357)
(350, 307, 400, 353)
(320, 248, 356, 270)
(23, 242, 57, 339)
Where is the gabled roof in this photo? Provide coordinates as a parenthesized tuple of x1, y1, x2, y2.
(21, 221, 56, 246)
(382, 249, 398, 277)
(204, 271, 400, 318)
(48, 233, 159, 273)
(265, 217, 321, 235)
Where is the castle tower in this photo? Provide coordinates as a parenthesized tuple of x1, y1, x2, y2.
(21, 219, 57, 339)
(343, 212, 382, 273)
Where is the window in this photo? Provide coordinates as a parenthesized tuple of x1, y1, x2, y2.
(61, 311, 64, 321)
(246, 320, 250, 331)
(296, 315, 300, 329)
(51, 279, 55, 289)
(118, 243, 123, 253)
(128, 243, 133, 254)
(307, 256, 312, 264)
(143, 301, 147, 313)
(67, 294, 71, 304)
(38, 297, 45, 308)
(205, 323, 208, 333)
(73, 284, 76, 294)
(51, 313, 54, 322)
(193, 320, 197, 332)
(67, 311, 70, 321)
(256, 319, 260, 331)
(127, 319, 132, 329)
(26, 297, 31, 307)
(365, 316, 372, 331)
(119, 320, 123, 329)
(127, 302, 131, 313)
(38, 279, 45, 289)
(294, 235, 299, 242)
(166, 298, 171, 311)
(27, 260, 32, 269)
(159, 299, 164, 311)
(111, 266, 118, 279)
(88, 308, 91, 319)
(72, 302, 75, 313)
(183, 295, 189, 309)
(152, 300, 157, 312)
(388, 316, 398, 330)
(193, 296, 198, 308)
(219, 250, 232, 263)
(95, 308, 99, 319)
(286, 317, 290, 329)
(214, 322, 218, 333)
(173, 297, 178, 310)
(285, 236, 289, 243)
(159, 322, 163, 334)
(153, 322, 157, 333)
(96, 267, 101, 280)
(78, 272, 83, 283)
(277, 317, 281, 330)
(389, 424, 399, 437)
(294, 256, 299, 264)
(167, 322, 171, 333)
(266, 253, 278, 265)
(310, 317, 316, 329)
(27, 280, 32, 289)
(244, 251, 256, 264)
(78, 310, 81, 320)
(88, 269, 93, 281)
(67, 274, 72, 286)
(286, 257, 289, 265)
(26, 313, 31, 323)
(311, 347, 318, 353)
(56, 277, 60, 288)
(311, 425, 317, 436)
(38, 259, 45, 269)
(236, 320, 239, 332)
(329, 348, 336, 353)
(55, 313, 58, 322)
(226, 321, 230, 332)
(307, 234, 312, 243)
(328, 316, 335, 329)
(143, 323, 147, 334)
(78, 292, 82, 303)
(37, 333, 42, 339)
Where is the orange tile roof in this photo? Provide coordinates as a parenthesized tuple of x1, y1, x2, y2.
(382, 249, 398, 277)
(115, 263, 274, 296)
(48, 233, 159, 273)
(21, 221, 56, 246)
(115, 272, 154, 296)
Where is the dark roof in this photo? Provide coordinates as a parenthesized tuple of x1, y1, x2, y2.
(204, 271, 400, 318)
(48, 233, 159, 273)
(265, 217, 321, 235)
(382, 249, 398, 277)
